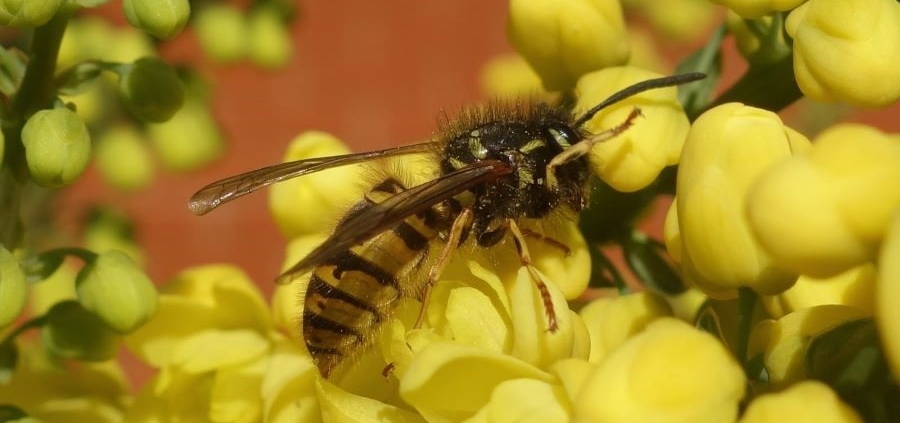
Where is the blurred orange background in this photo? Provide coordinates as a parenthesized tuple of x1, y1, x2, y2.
(60, 0, 899, 297)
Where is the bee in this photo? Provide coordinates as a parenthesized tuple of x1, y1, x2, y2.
(189, 72, 705, 378)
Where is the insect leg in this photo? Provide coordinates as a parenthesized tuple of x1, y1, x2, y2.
(545, 107, 643, 191)
(413, 208, 474, 329)
(507, 219, 559, 332)
(519, 227, 571, 256)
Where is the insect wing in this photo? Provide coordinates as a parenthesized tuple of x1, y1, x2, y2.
(188, 142, 435, 215)
(276, 159, 513, 283)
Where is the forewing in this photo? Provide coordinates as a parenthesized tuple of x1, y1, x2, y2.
(188, 142, 434, 215)
(276, 159, 513, 283)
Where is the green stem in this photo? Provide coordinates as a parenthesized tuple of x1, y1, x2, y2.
(0, 315, 47, 347)
(0, 7, 74, 249)
(707, 53, 803, 113)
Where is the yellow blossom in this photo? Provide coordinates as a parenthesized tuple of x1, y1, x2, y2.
(248, 6, 293, 69)
(738, 381, 862, 423)
(147, 97, 223, 172)
(268, 131, 366, 239)
(194, 3, 248, 63)
(638, 0, 718, 42)
(747, 304, 868, 388)
(578, 291, 672, 363)
(479, 53, 546, 99)
(507, 0, 630, 91)
(573, 318, 745, 423)
(710, 0, 807, 18)
(94, 124, 154, 192)
(877, 213, 900, 379)
(574, 66, 692, 192)
(747, 123, 900, 278)
(760, 264, 875, 318)
(674, 103, 810, 298)
(786, 0, 900, 106)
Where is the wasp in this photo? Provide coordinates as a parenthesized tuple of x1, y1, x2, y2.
(189, 72, 705, 378)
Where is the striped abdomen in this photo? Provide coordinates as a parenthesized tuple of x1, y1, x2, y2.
(302, 178, 441, 377)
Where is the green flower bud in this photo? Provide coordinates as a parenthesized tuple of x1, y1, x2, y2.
(0, 0, 61, 28)
(123, 0, 190, 40)
(0, 247, 27, 329)
(194, 4, 248, 63)
(118, 57, 185, 123)
(75, 250, 157, 333)
(95, 125, 154, 191)
(42, 300, 118, 361)
(148, 98, 223, 172)
(248, 7, 292, 68)
(21, 108, 91, 188)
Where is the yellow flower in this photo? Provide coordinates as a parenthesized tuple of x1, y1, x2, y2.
(268, 131, 367, 239)
(95, 124, 154, 192)
(507, 0, 630, 91)
(638, 0, 718, 42)
(747, 304, 868, 388)
(248, 6, 293, 69)
(574, 66, 691, 192)
(786, 0, 900, 106)
(674, 103, 810, 298)
(478, 53, 546, 99)
(578, 291, 672, 363)
(0, 338, 129, 422)
(747, 123, 900, 278)
(573, 318, 745, 423)
(760, 264, 875, 318)
(710, 0, 807, 18)
(738, 381, 862, 423)
(877, 213, 900, 379)
(194, 3, 248, 63)
(147, 97, 223, 172)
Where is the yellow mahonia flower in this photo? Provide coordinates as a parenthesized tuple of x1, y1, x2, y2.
(738, 381, 862, 423)
(877, 213, 900, 379)
(786, 0, 900, 107)
(760, 264, 875, 318)
(147, 97, 223, 172)
(574, 66, 691, 192)
(0, 338, 129, 422)
(268, 131, 366, 239)
(673, 103, 810, 298)
(747, 304, 868, 388)
(709, 0, 807, 18)
(507, 0, 630, 91)
(479, 53, 546, 99)
(579, 291, 672, 363)
(638, 0, 718, 42)
(573, 318, 745, 423)
(747, 123, 900, 278)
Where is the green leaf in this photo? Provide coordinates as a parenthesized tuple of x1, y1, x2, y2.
(675, 25, 724, 119)
(55, 60, 104, 96)
(622, 231, 685, 295)
(0, 404, 28, 422)
(0, 341, 17, 384)
(0, 47, 27, 98)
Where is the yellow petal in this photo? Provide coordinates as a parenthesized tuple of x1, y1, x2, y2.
(317, 378, 426, 423)
(172, 329, 269, 373)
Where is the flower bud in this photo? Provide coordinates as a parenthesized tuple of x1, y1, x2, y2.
(579, 291, 672, 363)
(268, 131, 365, 238)
(117, 57, 185, 123)
(42, 300, 119, 361)
(248, 7, 292, 69)
(739, 381, 862, 423)
(710, 0, 806, 18)
(95, 125, 154, 191)
(75, 250, 158, 333)
(123, 0, 190, 40)
(761, 264, 875, 318)
(574, 66, 691, 192)
(0, 247, 27, 329)
(147, 97, 223, 172)
(786, 0, 900, 106)
(21, 108, 91, 188)
(0, 0, 61, 28)
(479, 53, 545, 99)
(574, 318, 745, 423)
(747, 124, 900, 278)
(675, 103, 809, 298)
(877, 214, 900, 379)
(194, 4, 248, 63)
(507, 0, 630, 91)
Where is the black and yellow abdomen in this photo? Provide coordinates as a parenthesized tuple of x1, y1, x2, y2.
(302, 177, 441, 377)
